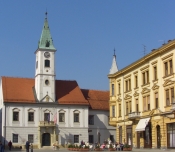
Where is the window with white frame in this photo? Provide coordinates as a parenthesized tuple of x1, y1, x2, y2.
(59, 113, 65, 122)
(28, 134, 34, 143)
(74, 135, 79, 143)
(12, 108, 20, 121)
(28, 112, 34, 122)
(73, 110, 80, 123)
(13, 134, 18, 143)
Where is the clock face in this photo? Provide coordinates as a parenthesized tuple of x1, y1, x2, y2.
(44, 52, 50, 58)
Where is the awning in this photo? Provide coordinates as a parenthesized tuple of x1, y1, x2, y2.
(135, 118, 150, 132)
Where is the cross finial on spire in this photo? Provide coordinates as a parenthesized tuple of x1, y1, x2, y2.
(45, 11, 48, 19)
(113, 48, 116, 58)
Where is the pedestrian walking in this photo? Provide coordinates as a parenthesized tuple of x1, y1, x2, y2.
(26, 140, 30, 152)
(30, 143, 33, 152)
(8, 140, 12, 150)
(0, 141, 4, 152)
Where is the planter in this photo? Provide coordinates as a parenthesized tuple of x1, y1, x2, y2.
(123, 148, 132, 151)
(109, 148, 116, 151)
(95, 148, 102, 151)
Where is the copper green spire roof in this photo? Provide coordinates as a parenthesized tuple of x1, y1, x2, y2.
(38, 12, 56, 50)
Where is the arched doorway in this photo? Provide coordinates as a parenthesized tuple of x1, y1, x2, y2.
(156, 125, 161, 148)
(42, 133, 50, 146)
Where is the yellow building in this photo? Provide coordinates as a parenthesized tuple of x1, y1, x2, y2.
(108, 40, 175, 149)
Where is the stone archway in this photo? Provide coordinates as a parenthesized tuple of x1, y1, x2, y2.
(42, 133, 50, 146)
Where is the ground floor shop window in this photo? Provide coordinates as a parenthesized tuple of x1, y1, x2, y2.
(167, 123, 175, 148)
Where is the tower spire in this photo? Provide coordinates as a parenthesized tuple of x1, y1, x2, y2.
(109, 48, 118, 74)
(38, 12, 56, 50)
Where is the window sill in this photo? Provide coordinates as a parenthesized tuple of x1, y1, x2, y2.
(59, 122, 65, 124)
(164, 105, 171, 108)
(142, 110, 151, 113)
(134, 87, 139, 90)
(163, 73, 174, 79)
(28, 121, 35, 124)
(152, 79, 158, 83)
(124, 90, 132, 93)
(141, 83, 150, 87)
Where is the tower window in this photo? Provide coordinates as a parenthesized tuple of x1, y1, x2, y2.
(45, 40, 50, 47)
(45, 80, 49, 85)
(36, 61, 38, 69)
(45, 60, 50, 67)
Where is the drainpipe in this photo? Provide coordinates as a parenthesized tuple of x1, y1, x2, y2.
(4, 103, 6, 149)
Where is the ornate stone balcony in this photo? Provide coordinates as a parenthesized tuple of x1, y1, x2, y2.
(39, 121, 55, 127)
(128, 112, 140, 119)
(172, 102, 175, 111)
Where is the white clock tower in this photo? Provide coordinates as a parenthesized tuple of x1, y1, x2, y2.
(34, 12, 56, 102)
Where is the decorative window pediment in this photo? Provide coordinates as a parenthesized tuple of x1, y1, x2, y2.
(124, 94, 132, 100)
(59, 109, 66, 113)
(141, 87, 150, 94)
(73, 110, 80, 113)
(133, 91, 139, 97)
(43, 109, 51, 113)
(152, 84, 159, 90)
(28, 108, 35, 112)
(12, 108, 20, 112)
(117, 97, 122, 102)
(163, 79, 175, 87)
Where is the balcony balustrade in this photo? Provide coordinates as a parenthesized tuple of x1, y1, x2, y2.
(39, 121, 55, 127)
(128, 112, 140, 119)
(172, 102, 175, 111)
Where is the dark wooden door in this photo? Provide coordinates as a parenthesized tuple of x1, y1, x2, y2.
(144, 124, 152, 148)
(157, 125, 161, 148)
(42, 133, 50, 146)
(137, 132, 140, 148)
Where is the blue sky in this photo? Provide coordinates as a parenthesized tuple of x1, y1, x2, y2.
(0, 1, 175, 91)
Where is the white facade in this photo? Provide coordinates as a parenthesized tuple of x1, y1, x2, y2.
(89, 110, 116, 144)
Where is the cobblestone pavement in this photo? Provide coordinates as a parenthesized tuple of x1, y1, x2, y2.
(4, 148, 175, 152)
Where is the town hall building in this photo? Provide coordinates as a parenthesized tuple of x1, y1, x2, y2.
(0, 13, 116, 149)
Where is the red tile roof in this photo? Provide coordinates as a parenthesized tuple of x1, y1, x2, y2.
(81, 89, 109, 110)
(1, 77, 109, 110)
(2, 77, 35, 102)
(1, 77, 89, 105)
(55, 80, 88, 105)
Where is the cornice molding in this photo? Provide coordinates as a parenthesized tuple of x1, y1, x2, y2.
(161, 53, 173, 61)
(163, 79, 175, 87)
(141, 87, 150, 94)
(152, 84, 159, 90)
(124, 94, 132, 100)
(133, 91, 139, 97)
(108, 40, 175, 79)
